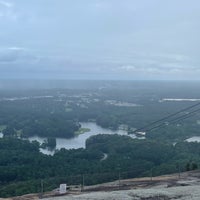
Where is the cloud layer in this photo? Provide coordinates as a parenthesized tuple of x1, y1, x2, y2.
(0, 0, 200, 80)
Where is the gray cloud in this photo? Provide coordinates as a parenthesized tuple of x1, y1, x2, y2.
(0, 0, 13, 8)
(0, 0, 200, 80)
(0, 0, 17, 21)
(0, 47, 38, 63)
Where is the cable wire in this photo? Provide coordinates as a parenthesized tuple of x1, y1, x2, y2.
(133, 102, 200, 133)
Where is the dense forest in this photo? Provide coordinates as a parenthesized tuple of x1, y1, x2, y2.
(1, 82, 200, 142)
(1, 81, 200, 197)
(0, 135, 200, 197)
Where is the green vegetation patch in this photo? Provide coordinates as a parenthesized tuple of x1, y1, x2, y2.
(15, 129, 23, 137)
(0, 125, 6, 132)
(65, 107, 73, 112)
(75, 128, 90, 135)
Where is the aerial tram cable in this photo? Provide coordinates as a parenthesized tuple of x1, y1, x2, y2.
(144, 107, 200, 132)
(133, 101, 200, 133)
(167, 107, 200, 124)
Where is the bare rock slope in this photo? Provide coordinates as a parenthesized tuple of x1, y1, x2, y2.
(3, 170, 200, 200)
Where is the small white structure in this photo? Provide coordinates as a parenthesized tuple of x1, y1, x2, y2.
(137, 131, 146, 136)
(59, 184, 67, 194)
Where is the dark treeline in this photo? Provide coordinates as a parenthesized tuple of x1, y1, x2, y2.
(0, 97, 80, 138)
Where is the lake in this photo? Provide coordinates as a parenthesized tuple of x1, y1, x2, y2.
(27, 122, 137, 155)
(185, 136, 200, 143)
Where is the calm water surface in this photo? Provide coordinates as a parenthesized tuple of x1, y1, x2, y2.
(185, 136, 200, 143)
(0, 123, 136, 155)
(28, 122, 136, 155)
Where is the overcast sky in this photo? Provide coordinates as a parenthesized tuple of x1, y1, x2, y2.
(0, 0, 199, 80)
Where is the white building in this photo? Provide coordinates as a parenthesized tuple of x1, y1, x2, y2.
(59, 184, 67, 194)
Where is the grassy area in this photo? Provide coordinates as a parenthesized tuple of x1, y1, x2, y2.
(16, 129, 23, 137)
(0, 125, 6, 132)
(65, 107, 73, 112)
(75, 128, 90, 135)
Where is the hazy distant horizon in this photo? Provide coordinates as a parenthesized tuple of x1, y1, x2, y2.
(0, 79, 200, 90)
